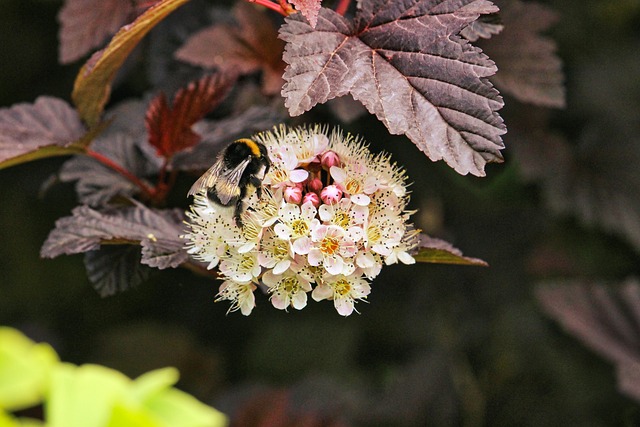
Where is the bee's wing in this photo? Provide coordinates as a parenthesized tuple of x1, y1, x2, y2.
(214, 157, 253, 205)
(187, 161, 225, 197)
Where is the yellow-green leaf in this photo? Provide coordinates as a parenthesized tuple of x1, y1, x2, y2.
(72, 0, 191, 127)
(0, 327, 59, 412)
(413, 235, 488, 266)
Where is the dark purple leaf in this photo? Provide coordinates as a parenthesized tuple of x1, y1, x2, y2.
(58, 0, 136, 64)
(59, 133, 157, 206)
(536, 279, 640, 403)
(280, 0, 506, 176)
(460, 12, 503, 41)
(413, 234, 488, 266)
(176, 3, 286, 95)
(479, 0, 565, 108)
(146, 0, 211, 92)
(0, 97, 87, 169)
(326, 95, 368, 124)
(41, 204, 189, 270)
(84, 246, 152, 296)
(543, 117, 640, 252)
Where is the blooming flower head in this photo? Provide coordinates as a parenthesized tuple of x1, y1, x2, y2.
(184, 125, 418, 316)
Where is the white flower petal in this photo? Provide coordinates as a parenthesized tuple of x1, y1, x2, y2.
(324, 255, 344, 275)
(273, 259, 291, 275)
(274, 223, 292, 240)
(292, 237, 311, 255)
(292, 291, 308, 310)
(312, 283, 333, 301)
(334, 297, 354, 316)
(398, 251, 416, 265)
(308, 248, 323, 266)
(351, 194, 370, 206)
(271, 293, 288, 310)
(330, 166, 346, 183)
(290, 168, 309, 183)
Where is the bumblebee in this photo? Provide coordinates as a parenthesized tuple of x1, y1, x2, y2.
(188, 138, 270, 228)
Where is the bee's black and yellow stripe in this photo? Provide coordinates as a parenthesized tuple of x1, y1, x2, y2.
(235, 138, 263, 158)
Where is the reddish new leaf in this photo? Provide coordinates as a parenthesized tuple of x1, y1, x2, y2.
(280, 0, 506, 177)
(72, 0, 191, 127)
(536, 279, 640, 403)
(289, 0, 322, 28)
(0, 97, 87, 169)
(176, 2, 286, 95)
(413, 235, 488, 266)
(145, 73, 235, 158)
(479, 0, 565, 108)
(58, 0, 136, 64)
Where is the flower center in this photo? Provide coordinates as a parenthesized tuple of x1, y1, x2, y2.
(345, 178, 363, 194)
(332, 211, 350, 228)
(291, 219, 309, 237)
(271, 167, 289, 185)
(334, 279, 352, 296)
(239, 254, 256, 272)
(320, 236, 340, 255)
(242, 220, 260, 240)
(280, 276, 300, 294)
(273, 240, 289, 258)
(367, 225, 381, 243)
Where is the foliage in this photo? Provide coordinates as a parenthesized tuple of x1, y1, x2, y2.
(2, 0, 640, 424)
(0, 327, 226, 427)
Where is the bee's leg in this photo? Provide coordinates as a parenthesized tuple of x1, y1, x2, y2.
(234, 199, 244, 229)
(234, 185, 248, 229)
(249, 175, 263, 199)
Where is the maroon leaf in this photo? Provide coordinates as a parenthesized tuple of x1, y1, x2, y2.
(280, 0, 506, 177)
(460, 12, 503, 41)
(84, 246, 152, 296)
(60, 133, 158, 206)
(58, 0, 135, 64)
(0, 97, 87, 169)
(536, 279, 640, 403)
(289, 0, 322, 28)
(176, 2, 286, 95)
(41, 204, 189, 270)
(145, 73, 236, 158)
(479, 0, 565, 108)
(412, 234, 488, 266)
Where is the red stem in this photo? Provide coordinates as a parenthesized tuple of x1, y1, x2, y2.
(246, 0, 290, 16)
(335, 0, 351, 15)
(87, 150, 155, 198)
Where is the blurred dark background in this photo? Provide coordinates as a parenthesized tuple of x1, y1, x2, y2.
(2, 0, 640, 425)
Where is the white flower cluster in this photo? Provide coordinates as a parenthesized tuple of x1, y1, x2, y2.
(184, 125, 418, 316)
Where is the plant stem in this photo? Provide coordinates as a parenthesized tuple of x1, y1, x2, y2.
(86, 150, 155, 198)
(247, 0, 290, 16)
(335, 0, 351, 15)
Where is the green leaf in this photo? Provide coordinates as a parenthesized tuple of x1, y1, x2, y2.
(144, 388, 228, 427)
(72, 0, 192, 127)
(0, 327, 59, 411)
(47, 363, 130, 427)
(413, 235, 488, 266)
(130, 368, 179, 402)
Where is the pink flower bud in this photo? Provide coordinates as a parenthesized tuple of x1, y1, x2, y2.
(307, 177, 323, 194)
(321, 151, 340, 170)
(284, 186, 303, 204)
(320, 185, 342, 205)
(303, 192, 320, 208)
